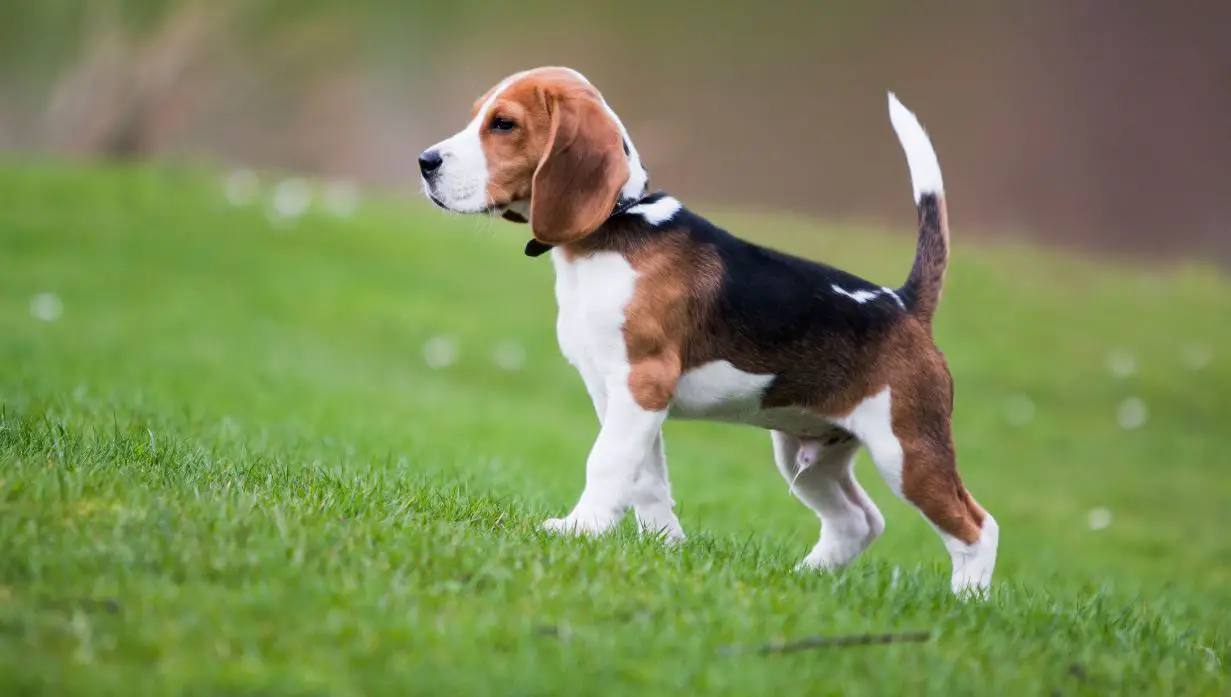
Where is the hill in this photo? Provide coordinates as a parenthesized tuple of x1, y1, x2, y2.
(1, 163, 1228, 695)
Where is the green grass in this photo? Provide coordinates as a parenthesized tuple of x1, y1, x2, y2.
(1, 161, 1229, 696)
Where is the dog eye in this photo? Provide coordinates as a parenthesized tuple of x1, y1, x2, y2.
(489, 116, 516, 132)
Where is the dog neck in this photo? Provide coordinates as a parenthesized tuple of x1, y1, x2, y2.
(523, 136, 649, 257)
(524, 186, 653, 259)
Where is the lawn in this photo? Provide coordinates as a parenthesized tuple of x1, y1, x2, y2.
(1, 161, 1229, 696)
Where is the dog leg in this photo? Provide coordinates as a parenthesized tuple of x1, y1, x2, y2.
(630, 433, 686, 543)
(552, 363, 683, 541)
(566, 364, 683, 541)
(543, 378, 667, 537)
(837, 387, 998, 599)
(772, 431, 884, 571)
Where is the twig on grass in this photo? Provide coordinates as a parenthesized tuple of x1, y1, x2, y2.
(719, 630, 931, 656)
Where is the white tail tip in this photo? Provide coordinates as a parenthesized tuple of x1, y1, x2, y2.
(888, 92, 944, 203)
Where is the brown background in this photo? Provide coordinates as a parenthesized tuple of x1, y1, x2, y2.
(2, 0, 1228, 264)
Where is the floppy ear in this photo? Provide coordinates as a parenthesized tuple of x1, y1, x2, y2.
(530, 91, 629, 246)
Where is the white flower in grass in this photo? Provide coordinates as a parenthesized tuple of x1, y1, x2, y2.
(224, 170, 259, 206)
(423, 336, 457, 369)
(1181, 343, 1213, 371)
(323, 179, 360, 218)
(1106, 348, 1138, 379)
(1003, 394, 1035, 427)
(29, 292, 63, 322)
(271, 178, 312, 220)
(1116, 397, 1148, 430)
(492, 339, 526, 371)
(1087, 507, 1113, 531)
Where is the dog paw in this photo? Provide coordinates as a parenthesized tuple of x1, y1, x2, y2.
(793, 556, 837, 573)
(951, 580, 991, 603)
(793, 548, 852, 573)
(541, 512, 612, 537)
(639, 522, 687, 546)
(634, 507, 686, 545)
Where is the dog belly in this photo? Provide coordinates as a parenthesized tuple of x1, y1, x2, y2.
(668, 360, 844, 439)
(670, 360, 771, 419)
(737, 407, 847, 439)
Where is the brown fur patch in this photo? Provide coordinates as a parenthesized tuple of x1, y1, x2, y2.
(903, 193, 951, 327)
(873, 321, 985, 543)
(568, 228, 722, 412)
(473, 77, 551, 210)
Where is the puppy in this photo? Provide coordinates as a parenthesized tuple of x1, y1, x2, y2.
(419, 67, 997, 597)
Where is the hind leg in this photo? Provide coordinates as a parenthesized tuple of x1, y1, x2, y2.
(836, 388, 999, 599)
(772, 431, 885, 571)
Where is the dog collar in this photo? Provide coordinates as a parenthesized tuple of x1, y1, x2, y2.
(523, 190, 659, 258)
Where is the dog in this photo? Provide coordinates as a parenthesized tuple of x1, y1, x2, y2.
(419, 67, 998, 597)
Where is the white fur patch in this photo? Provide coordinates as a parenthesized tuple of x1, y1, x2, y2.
(670, 360, 774, 419)
(830, 284, 906, 310)
(670, 363, 850, 437)
(888, 92, 944, 203)
(551, 250, 637, 376)
(882, 287, 906, 309)
(831, 285, 880, 304)
(941, 514, 999, 599)
(832, 388, 904, 495)
(628, 196, 682, 226)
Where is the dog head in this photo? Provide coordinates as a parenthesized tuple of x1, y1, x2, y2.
(419, 67, 648, 247)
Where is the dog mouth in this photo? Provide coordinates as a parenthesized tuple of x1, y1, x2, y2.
(423, 182, 525, 221)
(424, 189, 501, 216)
(423, 185, 540, 254)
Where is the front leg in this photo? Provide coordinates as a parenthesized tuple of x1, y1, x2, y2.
(574, 372, 683, 542)
(543, 375, 668, 537)
(631, 434, 686, 543)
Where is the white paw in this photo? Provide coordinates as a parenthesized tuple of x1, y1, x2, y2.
(795, 525, 877, 573)
(950, 553, 995, 599)
(541, 511, 614, 537)
(634, 506, 686, 546)
(952, 581, 991, 602)
(947, 514, 998, 601)
(639, 521, 687, 546)
(794, 552, 844, 573)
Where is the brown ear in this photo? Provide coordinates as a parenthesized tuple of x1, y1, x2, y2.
(530, 90, 629, 245)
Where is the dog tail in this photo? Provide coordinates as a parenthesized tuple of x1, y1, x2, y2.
(888, 92, 949, 327)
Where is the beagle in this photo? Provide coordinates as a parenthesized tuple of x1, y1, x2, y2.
(419, 67, 998, 598)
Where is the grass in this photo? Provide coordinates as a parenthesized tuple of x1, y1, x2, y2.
(1, 161, 1229, 695)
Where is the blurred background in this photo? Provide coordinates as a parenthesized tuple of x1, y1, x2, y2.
(2, 0, 1229, 263)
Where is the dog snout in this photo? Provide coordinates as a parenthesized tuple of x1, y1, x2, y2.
(418, 149, 443, 178)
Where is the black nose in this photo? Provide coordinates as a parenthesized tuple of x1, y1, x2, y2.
(418, 150, 443, 177)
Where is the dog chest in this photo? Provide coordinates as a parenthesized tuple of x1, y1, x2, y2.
(550, 250, 638, 373)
